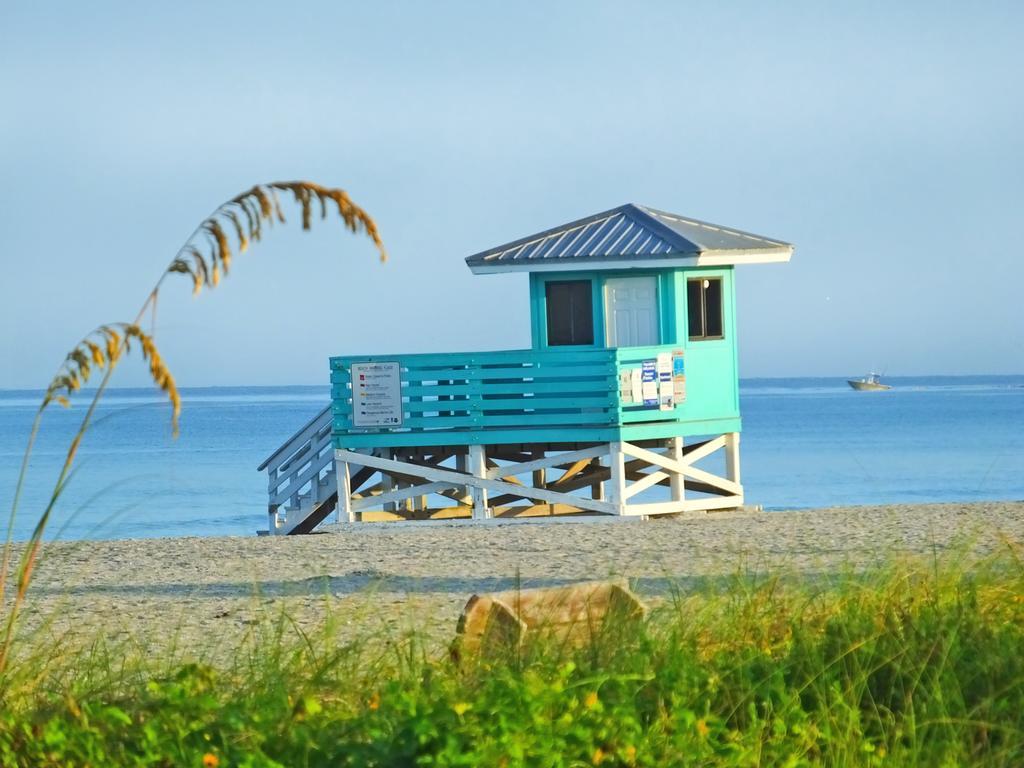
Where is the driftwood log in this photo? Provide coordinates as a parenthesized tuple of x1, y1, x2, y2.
(452, 579, 646, 661)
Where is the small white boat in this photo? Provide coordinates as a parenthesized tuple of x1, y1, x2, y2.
(847, 372, 892, 391)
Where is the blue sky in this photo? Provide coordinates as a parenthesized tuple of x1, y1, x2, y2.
(1, 1, 1021, 388)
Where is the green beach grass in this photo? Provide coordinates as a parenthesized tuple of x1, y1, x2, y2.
(2, 548, 1022, 767)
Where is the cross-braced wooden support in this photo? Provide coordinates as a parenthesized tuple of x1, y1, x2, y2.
(334, 432, 743, 522)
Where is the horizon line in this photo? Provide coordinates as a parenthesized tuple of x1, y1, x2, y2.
(2, 372, 1023, 394)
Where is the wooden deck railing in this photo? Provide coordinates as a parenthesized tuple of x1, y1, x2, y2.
(331, 348, 619, 448)
(329, 345, 701, 449)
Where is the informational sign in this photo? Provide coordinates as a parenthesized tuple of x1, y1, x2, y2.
(630, 368, 643, 404)
(641, 359, 659, 407)
(618, 371, 634, 405)
(624, 357, 681, 410)
(656, 352, 674, 410)
(351, 361, 403, 427)
(672, 349, 686, 402)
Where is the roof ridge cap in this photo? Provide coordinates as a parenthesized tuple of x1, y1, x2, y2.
(620, 203, 700, 254)
(639, 205, 789, 248)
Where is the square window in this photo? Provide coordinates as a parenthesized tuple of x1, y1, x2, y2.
(687, 277, 724, 341)
(545, 280, 594, 346)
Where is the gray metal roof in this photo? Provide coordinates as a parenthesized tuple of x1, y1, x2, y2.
(465, 204, 793, 274)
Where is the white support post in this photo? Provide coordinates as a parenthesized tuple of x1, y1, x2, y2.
(725, 432, 741, 486)
(669, 436, 686, 503)
(720, 430, 745, 507)
(725, 431, 743, 507)
(607, 441, 627, 515)
(381, 448, 396, 513)
(268, 464, 279, 533)
(467, 444, 489, 519)
(455, 452, 472, 506)
(335, 455, 354, 523)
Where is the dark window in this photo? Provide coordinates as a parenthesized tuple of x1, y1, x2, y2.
(687, 277, 724, 340)
(545, 280, 594, 346)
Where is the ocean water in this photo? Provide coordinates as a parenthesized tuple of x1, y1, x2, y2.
(1, 377, 1022, 541)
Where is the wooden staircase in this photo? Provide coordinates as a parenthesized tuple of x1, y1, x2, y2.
(258, 405, 339, 535)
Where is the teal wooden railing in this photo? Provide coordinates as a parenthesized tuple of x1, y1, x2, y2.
(330, 345, 739, 449)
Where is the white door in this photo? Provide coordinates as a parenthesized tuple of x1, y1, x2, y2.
(604, 276, 659, 347)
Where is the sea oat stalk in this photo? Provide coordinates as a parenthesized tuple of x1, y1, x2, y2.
(0, 182, 385, 680)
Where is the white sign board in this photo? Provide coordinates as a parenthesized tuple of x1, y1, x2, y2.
(351, 361, 403, 427)
(618, 371, 634, 405)
(656, 352, 674, 410)
(630, 368, 643, 404)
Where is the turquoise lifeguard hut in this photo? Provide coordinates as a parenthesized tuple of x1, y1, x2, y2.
(259, 204, 792, 533)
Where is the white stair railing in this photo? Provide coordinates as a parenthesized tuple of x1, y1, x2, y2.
(257, 405, 336, 535)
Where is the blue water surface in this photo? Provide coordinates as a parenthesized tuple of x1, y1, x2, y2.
(1, 377, 1022, 540)
(740, 376, 1024, 509)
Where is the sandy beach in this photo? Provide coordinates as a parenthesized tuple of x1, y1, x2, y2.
(11, 501, 1024, 660)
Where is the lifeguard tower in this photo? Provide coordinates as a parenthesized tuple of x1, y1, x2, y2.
(259, 204, 792, 533)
